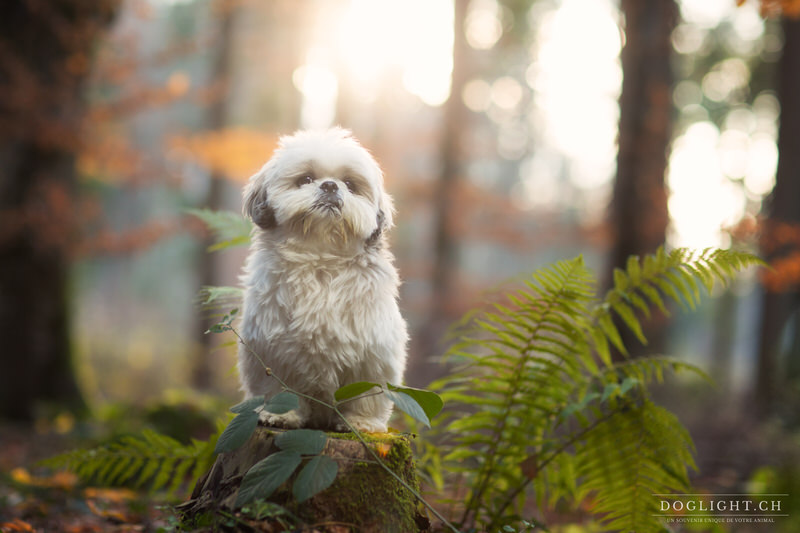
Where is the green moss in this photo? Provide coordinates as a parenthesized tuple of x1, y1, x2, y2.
(284, 434, 423, 533)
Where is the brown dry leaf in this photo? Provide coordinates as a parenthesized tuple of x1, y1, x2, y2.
(0, 518, 35, 532)
(83, 487, 138, 502)
(9, 467, 79, 489)
(85, 499, 133, 523)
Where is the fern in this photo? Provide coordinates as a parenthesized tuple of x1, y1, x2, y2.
(40, 427, 220, 497)
(429, 247, 761, 531)
(187, 208, 252, 251)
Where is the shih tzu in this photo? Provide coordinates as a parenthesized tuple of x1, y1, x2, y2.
(237, 128, 408, 433)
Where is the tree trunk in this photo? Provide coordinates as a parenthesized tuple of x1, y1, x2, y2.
(0, 0, 115, 421)
(755, 17, 800, 416)
(191, 0, 237, 391)
(179, 427, 427, 533)
(418, 0, 470, 365)
(606, 0, 677, 355)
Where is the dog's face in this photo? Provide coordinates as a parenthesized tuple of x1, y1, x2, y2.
(243, 128, 393, 250)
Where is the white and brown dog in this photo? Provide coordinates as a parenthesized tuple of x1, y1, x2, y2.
(237, 128, 407, 433)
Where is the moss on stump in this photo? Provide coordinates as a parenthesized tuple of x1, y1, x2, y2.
(180, 425, 428, 532)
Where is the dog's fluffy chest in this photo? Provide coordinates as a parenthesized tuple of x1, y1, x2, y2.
(242, 247, 399, 370)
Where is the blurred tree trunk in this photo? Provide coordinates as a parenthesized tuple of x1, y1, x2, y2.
(755, 16, 800, 416)
(426, 0, 469, 345)
(0, 0, 116, 421)
(606, 0, 678, 355)
(191, 0, 236, 391)
(409, 0, 471, 380)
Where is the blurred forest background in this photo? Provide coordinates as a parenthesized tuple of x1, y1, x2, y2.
(2, 0, 800, 527)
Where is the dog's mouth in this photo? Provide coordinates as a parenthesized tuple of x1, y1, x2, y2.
(312, 194, 343, 215)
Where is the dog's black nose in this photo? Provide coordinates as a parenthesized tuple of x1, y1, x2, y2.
(320, 180, 338, 194)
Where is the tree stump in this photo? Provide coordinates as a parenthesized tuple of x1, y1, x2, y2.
(179, 425, 429, 532)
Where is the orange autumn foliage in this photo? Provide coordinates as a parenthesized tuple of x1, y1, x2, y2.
(168, 127, 277, 182)
(739, 0, 800, 18)
(757, 220, 800, 292)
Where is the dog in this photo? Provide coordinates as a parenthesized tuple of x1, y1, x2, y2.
(237, 128, 408, 433)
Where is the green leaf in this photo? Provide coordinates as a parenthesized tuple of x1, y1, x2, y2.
(611, 301, 647, 345)
(385, 389, 430, 427)
(292, 455, 339, 503)
(264, 392, 299, 414)
(215, 409, 259, 454)
(601, 383, 619, 402)
(231, 396, 265, 414)
(334, 381, 381, 402)
(386, 384, 444, 421)
(236, 451, 302, 507)
(274, 429, 327, 455)
(206, 323, 232, 334)
(187, 208, 253, 251)
(619, 377, 639, 395)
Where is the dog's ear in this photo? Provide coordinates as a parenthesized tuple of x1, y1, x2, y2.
(366, 189, 395, 248)
(366, 209, 386, 248)
(243, 167, 277, 230)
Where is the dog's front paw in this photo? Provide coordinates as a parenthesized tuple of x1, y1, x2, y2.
(339, 416, 388, 434)
(259, 409, 305, 429)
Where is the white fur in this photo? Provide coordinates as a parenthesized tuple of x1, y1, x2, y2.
(237, 128, 407, 433)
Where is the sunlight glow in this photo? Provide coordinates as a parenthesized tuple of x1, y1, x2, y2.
(295, 0, 453, 122)
(465, 0, 503, 50)
(293, 57, 338, 130)
(526, 0, 622, 191)
(668, 122, 747, 248)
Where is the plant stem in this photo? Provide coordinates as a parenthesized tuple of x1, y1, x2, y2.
(485, 408, 620, 530)
(228, 323, 460, 533)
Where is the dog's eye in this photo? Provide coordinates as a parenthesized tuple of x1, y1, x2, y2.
(296, 175, 313, 187)
(343, 179, 357, 193)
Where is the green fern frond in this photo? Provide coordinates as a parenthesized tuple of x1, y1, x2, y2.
(40, 427, 219, 497)
(434, 256, 600, 527)
(596, 247, 763, 357)
(575, 400, 696, 531)
(426, 247, 760, 531)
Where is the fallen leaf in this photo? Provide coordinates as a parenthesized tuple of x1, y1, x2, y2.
(84, 487, 138, 502)
(0, 518, 35, 531)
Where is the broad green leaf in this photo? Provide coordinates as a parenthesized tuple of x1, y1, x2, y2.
(274, 429, 327, 455)
(386, 384, 444, 421)
(231, 396, 266, 414)
(385, 389, 430, 427)
(215, 409, 259, 453)
(264, 391, 299, 414)
(235, 451, 302, 507)
(334, 381, 381, 402)
(292, 455, 339, 503)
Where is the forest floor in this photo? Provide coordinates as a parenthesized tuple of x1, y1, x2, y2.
(0, 423, 178, 532)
